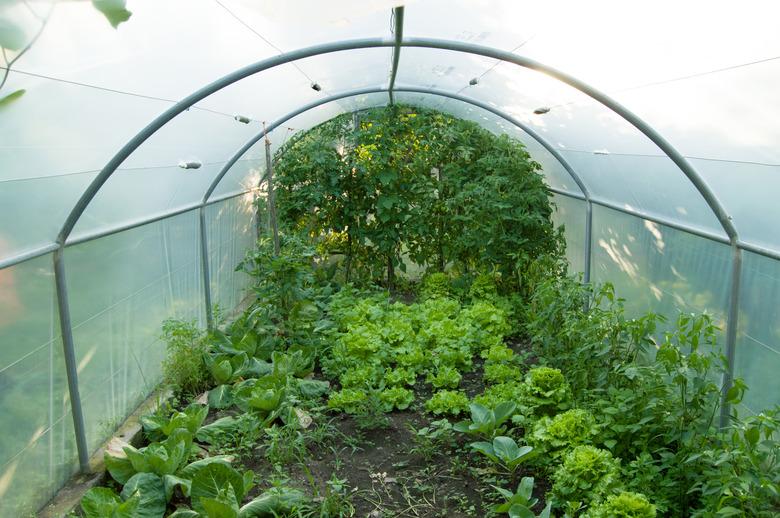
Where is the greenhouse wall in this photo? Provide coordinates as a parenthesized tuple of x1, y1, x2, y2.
(0, 197, 258, 515)
(550, 191, 780, 418)
(737, 251, 780, 414)
(0, 254, 77, 516)
(65, 210, 206, 452)
(205, 193, 258, 316)
(550, 193, 586, 276)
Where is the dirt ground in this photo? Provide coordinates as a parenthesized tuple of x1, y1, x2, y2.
(223, 337, 549, 518)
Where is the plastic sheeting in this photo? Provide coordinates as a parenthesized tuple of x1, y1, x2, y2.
(736, 251, 780, 414)
(550, 193, 587, 275)
(0, 254, 77, 516)
(590, 204, 731, 336)
(65, 209, 206, 451)
(2, 0, 780, 514)
(205, 193, 257, 314)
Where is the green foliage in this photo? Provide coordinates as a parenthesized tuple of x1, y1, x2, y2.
(338, 364, 382, 389)
(585, 492, 656, 518)
(196, 414, 262, 461)
(104, 421, 233, 488)
(119, 473, 167, 518)
(235, 487, 308, 517)
(95, 404, 262, 518)
(426, 365, 462, 388)
(238, 236, 326, 349)
(140, 403, 208, 443)
(483, 363, 523, 384)
(525, 305, 734, 513)
(384, 366, 416, 387)
(327, 388, 368, 415)
(379, 386, 415, 411)
(169, 485, 307, 518)
(525, 278, 659, 400)
(92, 0, 133, 28)
(161, 319, 211, 397)
(324, 286, 520, 426)
(0, 88, 25, 109)
(81, 487, 140, 518)
(468, 272, 500, 301)
(482, 343, 518, 364)
(461, 300, 511, 340)
(470, 436, 535, 474)
(529, 409, 599, 460)
(420, 272, 451, 300)
(690, 407, 780, 517)
(263, 422, 308, 465)
(318, 474, 356, 517)
(190, 463, 253, 514)
(453, 401, 517, 439)
(114, 434, 189, 480)
(407, 419, 455, 461)
(241, 382, 284, 413)
(473, 381, 525, 410)
(550, 445, 622, 513)
(274, 105, 558, 287)
(87, 160, 780, 518)
(618, 453, 674, 515)
(493, 477, 552, 518)
(515, 367, 572, 423)
(425, 389, 470, 416)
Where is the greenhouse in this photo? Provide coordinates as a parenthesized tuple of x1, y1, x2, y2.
(1, 1, 779, 516)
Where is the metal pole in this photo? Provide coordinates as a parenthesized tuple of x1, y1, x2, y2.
(254, 186, 262, 242)
(160, 219, 176, 313)
(53, 248, 90, 472)
(584, 201, 593, 284)
(388, 6, 405, 105)
(720, 245, 743, 427)
(264, 125, 280, 256)
(199, 207, 214, 329)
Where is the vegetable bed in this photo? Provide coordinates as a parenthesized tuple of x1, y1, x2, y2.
(73, 105, 778, 518)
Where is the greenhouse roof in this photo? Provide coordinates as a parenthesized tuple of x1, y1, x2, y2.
(2, 0, 780, 265)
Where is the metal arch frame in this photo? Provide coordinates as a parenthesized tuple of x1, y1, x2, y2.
(46, 36, 744, 471)
(53, 37, 738, 244)
(198, 84, 588, 327)
(201, 86, 593, 282)
(387, 6, 405, 105)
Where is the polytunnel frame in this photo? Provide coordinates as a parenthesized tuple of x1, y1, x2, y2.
(5, 29, 756, 473)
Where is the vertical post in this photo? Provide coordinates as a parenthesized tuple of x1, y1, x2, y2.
(254, 188, 262, 242)
(264, 123, 280, 256)
(199, 207, 214, 329)
(720, 244, 742, 427)
(582, 200, 593, 311)
(160, 220, 176, 313)
(584, 200, 593, 285)
(387, 6, 405, 105)
(53, 247, 90, 472)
